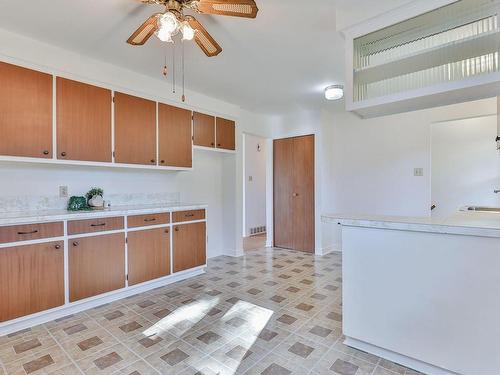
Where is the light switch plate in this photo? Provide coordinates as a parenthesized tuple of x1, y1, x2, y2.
(59, 186, 68, 198)
(414, 168, 424, 177)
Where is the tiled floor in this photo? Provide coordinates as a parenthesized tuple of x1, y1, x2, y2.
(0, 248, 425, 375)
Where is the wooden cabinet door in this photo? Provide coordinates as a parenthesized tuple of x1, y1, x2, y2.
(216, 117, 235, 150)
(273, 138, 295, 250)
(0, 62, 53, 158)
(0, 241, 64, 322)
(69, 233, 125, 302)
(193, 112, 215, 148)
(173, 222, 206, 272)
(291, 135, 315, 253)
(274, 135, 315, 253)
(158, 103, 192, 167)
(114, 92, 157, 165)
(128, 228, 170, 286)
(57, 77, 112, 162)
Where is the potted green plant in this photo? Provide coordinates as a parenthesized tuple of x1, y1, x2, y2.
(86, 187, 104, 208)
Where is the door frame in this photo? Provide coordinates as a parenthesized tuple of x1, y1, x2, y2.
(273, 134, 316, 253)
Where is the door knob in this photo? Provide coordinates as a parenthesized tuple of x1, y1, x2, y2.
(43, 150, 49, 155)
(61, 152, 67, 157)
(293, 193, 299, 197)
(55, 244, 61, 249)
(73, 241, 79, 247)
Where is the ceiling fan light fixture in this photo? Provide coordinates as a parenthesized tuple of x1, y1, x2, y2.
(181, 22, 195, 41)
(324, 85, 344, 101)
(158, 12, 180, 34)
(155, 27, 174, 42)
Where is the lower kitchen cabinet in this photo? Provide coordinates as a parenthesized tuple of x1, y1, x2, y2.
(69, 233, 125, 302)
(0, 241, 64, 322)
(127, 227, 170, 286)
(173, 222, 206, 273)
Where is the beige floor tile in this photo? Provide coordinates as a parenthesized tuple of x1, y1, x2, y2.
(295, 317, 343, 346)
(312, 348, 377, 375)
(111, 359, 159, 374)
(0, 331, 58, 367)
(58, 328, 119, 362)
(2, 344, 72, 375)
(121, 330, 178, 359)
(103, 315, 155, 341)
(210, 336, 268, 374)
(182, 324, 236, 355)
(273, 333, 329, 369)
(332, 339, 380, 365)
(76, 343, 139, 375)
(144, 340, 205, 374)
(177, 356, 234, 375)
(244, 352, 309, 375)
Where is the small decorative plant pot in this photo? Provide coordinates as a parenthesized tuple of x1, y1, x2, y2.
(88, 195, 104, 207)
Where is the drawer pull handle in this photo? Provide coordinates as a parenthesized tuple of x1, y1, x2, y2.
(90, 223, 106, 227)
(17, 230, 38, 235)
(43, 150, 50, 155)
(73, 241, 79, 247)
(144, 218, 157, 222)
(55, 244, 61, 249)
(185, 214, 194, 217)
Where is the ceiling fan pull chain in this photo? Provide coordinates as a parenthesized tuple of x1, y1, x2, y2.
(163, 53, 168, 78)
(172, 42, 176, 94)
(182, 40, 186, 102)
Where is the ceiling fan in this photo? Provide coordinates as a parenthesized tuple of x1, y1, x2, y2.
(127, 0, 259, 57)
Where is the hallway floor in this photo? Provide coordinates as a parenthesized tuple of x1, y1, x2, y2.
(243, 234, 267, 251)
(0, 249, 424, 375)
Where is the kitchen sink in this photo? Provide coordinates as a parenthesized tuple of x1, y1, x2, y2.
(465, 206, 500, 213)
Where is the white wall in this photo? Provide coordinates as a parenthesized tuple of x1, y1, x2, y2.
(431, 115, 500, 218)
(244, 134, 267, 237)
(0, 27, 274, 258)
(270, 98, 498, 253)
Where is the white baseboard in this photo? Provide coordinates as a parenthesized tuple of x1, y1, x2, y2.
(0, 267, 205, 336)
(344, 337, 458, 375)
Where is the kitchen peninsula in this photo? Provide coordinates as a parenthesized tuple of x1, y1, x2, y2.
(323, 211, 500, 375)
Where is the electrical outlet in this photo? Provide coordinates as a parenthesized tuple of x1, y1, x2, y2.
(248, 176, 253, 182)
(414, 168, 424, 177)
(59, 186, 68, 198)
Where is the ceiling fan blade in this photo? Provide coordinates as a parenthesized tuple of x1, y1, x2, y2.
(186, 16, 223, 57)
(127, 13, 161, 45)
(194, 0, 258, 18)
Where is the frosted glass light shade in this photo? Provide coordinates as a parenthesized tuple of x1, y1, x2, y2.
(325, 85, 344, 100)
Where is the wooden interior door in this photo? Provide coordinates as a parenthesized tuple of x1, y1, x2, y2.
(114, 92, 156, 165)
(0, 62, 53, 158)
(193, 112, 215, 148)
(158, 103, 192, 167)
(57, 77, 112, 162)
(128, 228, 170, 285)
(69, 233, 125, 302)
(216, 117, 235, 150)
(173, 222, 206, 272)
(274, 135, 315, 253)
(0, 241, 64, 322)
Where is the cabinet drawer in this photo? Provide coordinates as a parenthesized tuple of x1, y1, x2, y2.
(128, 213, 170, 228)
(172, 210, 205, 223)
(0, 222, 63, 244)
(68, 216, 124, 235)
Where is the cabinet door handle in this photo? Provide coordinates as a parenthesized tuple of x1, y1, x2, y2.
(90, 223, 106, 227)
(17, 230, 38, 235)
(55, 244, 61, 249)
(151, 159, 155, 163)
(73, 241, 79, 247)
(144, 218, 156, 222)
(175, 227, 179, 232)
(165, 229, 169, 234)
(185, 214, 194, 218)
(161, 160, 165, 164)
(61, 152, 67, 157)
(217, 143, 221, 147)
(43, 150, 50, 155)
(293, 193, 299, 197)
(210, 142, 214, 146)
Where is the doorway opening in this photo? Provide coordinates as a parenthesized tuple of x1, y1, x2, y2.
(242, 133, 268, 251)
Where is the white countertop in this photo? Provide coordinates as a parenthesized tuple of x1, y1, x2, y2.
(0, 203, 207, 226)
(322, 211, 500, 238)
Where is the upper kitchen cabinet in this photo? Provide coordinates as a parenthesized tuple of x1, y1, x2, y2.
(57, 77, 112, 162)
(216, 117, 236, 150)
(193, 111, 215, 148)
(158, 103, 192, 168)
(0, 62, 53, 159)
(114, 92, 156, 165)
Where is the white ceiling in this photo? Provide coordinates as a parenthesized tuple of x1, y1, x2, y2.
(0, 0, 413, 115)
